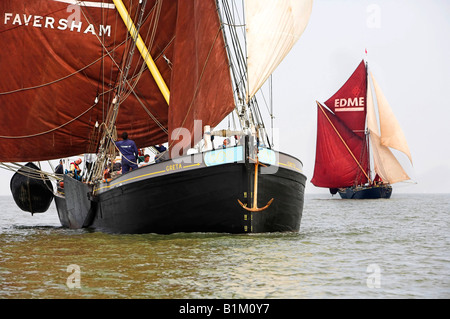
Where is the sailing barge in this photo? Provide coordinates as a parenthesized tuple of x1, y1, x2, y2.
(1, 0, 312, 233)
(311, 59, 413, 199)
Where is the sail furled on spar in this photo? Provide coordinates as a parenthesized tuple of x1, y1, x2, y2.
(0, 0, 234, 162)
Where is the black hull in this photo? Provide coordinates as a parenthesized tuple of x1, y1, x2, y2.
(55, 146, 306, 234)
(338, 184, 392, 199)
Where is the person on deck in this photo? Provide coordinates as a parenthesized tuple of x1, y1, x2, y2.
(220, 138, 230, 149)
(55, 159, 64, 175)
(139, 154, 150, 167)
(115, 132, 138, 173)
(70, 158, 82, 181)
(112, 158, 122, 174)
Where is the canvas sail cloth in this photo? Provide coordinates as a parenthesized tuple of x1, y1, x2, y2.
(311, 60, 369, 188)
(324, 60, 367, 139)
(0, 0, 234, 162)
(168, 0, 234, 154)
(244, 0, 313, 101)
(311, 102, 369, 188)
(366, 72, 412, 184)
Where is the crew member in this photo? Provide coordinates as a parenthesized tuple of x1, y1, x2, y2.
(70, 158, 82, 181)
(115, 132, 139, 173)
(55, 159, 64, 175)
(139, 154, 150, 167)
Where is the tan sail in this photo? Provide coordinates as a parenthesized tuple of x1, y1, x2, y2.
(369, 129, 411, 184)
(366, 75, 379, 135)
(245, 0, 313, 101)
(371, 73, 413, 164)
(366, 77, 411, 184)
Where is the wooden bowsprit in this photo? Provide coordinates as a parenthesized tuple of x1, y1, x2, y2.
(238, 156, 274, 212)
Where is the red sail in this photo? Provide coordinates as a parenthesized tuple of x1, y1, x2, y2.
(168, 0, 234, 155)
(311, 102, 369, 188)
(0, 0, 233, 162)
(324, 60, 367, 138)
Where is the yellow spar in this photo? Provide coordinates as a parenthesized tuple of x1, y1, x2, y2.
(112, 0, 170, 105)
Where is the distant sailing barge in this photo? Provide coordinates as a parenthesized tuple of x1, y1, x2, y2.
(311, 59, 413, 199)
(1, 0, 312, 233)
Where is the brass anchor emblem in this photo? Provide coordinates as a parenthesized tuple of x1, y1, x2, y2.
(238, 156, 274, 212)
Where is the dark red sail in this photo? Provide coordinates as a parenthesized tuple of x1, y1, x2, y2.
(324, 60, 367, 138)
(168, 0, 235, 155)
(0, 0, 233, 162)
(311, 102, 369, 188)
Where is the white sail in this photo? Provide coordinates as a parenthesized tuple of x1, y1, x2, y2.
(245, 0, 313, 101)
(371, 72, 413, 164)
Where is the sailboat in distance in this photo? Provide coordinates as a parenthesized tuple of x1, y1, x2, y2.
(311, 59, 413, 199)
(0, 0, 312, 233)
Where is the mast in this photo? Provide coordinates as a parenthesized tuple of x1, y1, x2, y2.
(365, 59, 372, 185)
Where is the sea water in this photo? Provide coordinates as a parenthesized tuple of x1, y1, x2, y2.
(0, 193, 448, 299)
